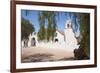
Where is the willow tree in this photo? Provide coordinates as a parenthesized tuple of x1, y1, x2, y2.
(38, 24, 46, 41)
(38, 11, 57, 41)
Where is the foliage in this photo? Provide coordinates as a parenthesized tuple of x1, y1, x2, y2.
(38, 25, 46, 41)
(72, 13, 90, 59)
(21, 18, 35, 40)
(79, 13, 90, 57)
(73, 13, 90, 60)
(38, 11, 57, 41)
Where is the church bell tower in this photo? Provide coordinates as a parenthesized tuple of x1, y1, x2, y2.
(65, 20, 72, 29)
(64, 20, 72, 42)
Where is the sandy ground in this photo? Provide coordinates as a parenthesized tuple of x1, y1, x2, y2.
(22, 46, 74, 60)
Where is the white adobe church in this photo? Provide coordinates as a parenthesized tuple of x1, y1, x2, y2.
(22, 20, 79, 51)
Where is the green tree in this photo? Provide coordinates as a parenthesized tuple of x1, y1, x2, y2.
(74, 13, 90, 60)
(38, 11, 57, 41)
(38, 25, 46, 41)
(21, 18, 35, 40)
(80, 13, 90, 58)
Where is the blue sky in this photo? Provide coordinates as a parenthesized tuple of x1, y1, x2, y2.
(21, 10, 80, 37)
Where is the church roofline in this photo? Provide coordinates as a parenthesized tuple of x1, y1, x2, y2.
(56, 29, 64, 36)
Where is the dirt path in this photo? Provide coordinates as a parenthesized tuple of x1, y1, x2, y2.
(22, 47, 74, 60)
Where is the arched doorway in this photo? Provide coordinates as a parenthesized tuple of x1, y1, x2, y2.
(24, 39, 29, 48)
(31, 37, 36, 46)
(55, 38, 58, 42)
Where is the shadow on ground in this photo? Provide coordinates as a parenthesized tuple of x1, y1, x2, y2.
(22, 53, 74, 63)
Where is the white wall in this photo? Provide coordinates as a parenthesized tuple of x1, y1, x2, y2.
(0, 0, 100, 73)
(55, 30, 64, 43)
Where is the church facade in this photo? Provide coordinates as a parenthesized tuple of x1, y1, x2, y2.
(22, 20, 79, 51)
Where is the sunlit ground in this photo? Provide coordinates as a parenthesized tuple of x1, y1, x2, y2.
(21, 46, 75, 63)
